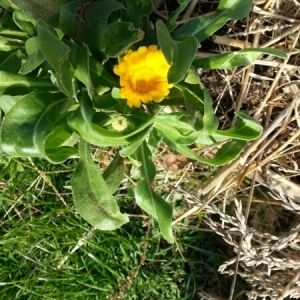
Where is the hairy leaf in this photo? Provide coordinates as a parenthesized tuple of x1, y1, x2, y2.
(22, 37, 45, 74)
(74, 45, 94, 99)
(72, 141, 129, 230)
(13, 10, 36, 36)
(177, 79, 219, 134)
(10, 0, 73, 27)
(157, 20, 198, 84)
(60, 0, 125, 53)
(215, 111, 262, 140)
(37, 19, 74, 99)
(193, 48, 287, 69)
(0, 71, 55, 95)
(165, 137, 247, 166)
(135, 142, 173, 243)
(105, 21, 144, 58)
(0, 91, 69, 161)
(103, 152, 125, 194)
(172, 0, 253, 42)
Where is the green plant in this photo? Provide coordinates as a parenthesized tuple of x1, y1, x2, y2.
(0, 0, 286, 242)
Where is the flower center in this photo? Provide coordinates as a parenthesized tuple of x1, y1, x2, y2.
(131, 66, 157, 94)
(134, 78, 156, 94)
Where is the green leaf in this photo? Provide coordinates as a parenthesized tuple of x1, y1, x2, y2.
(93, 93, 118, 109)
(1, 10, 17, 30)
(134, 0, 153, 15)
(156, 20, 198, 83)
(215, 111, 263, 140)
(166, 0, 191, 32)
(123, 0, 142, 28)
(154, 113, 199, 145)
(45, 114, 76, 148)
(59, 0, 125, 52)
(0, 95, 18, 113)
(169, 36, 198, 83)
(135, 142, 173, 243)
(46, 146, 77, 164)
(163, 137, 202, 161)
(164, 136, 247, 166)
(103, 152, 125, 194)
(119, 138, 144, 158)
(196, 131, 229, 145)
(75, 45, 94, 99)
(21, 37, 45, 74)
(119, 123, 153, 157)
(63, 39, 80, 67)
(58, 0, 82, 42)
(172, 0, 253, 42)
(0, 28, 27, 40)
(0, 91, 69, 159)
(68, 91, 154, 147)
(37, 19, 74, 99)
(0, 71, 56, 95)
(0, 38, 22, 52)
(45, 114, 78, 163)
(177, 79, 219, 134)
(156, 20, 178, 65)
(24, 36, 42, 55)
(193, 52, 234, 69)
(10, 0, 73, 27)
(89, 56, 119, 88)
(105, 21, 144, 58)
(0, 49, 22, 73)
(198, 139, 247, 166)
(217, 0, 253, 19)
(158, 87, 185, 106)
(193, 48, 287, 69)
(13, 10, 36, 36)
(147, 128, 163, 152)
(72, 140, 129, 230)
(81, 0, 125, 52)
(0, 0, 14, 11)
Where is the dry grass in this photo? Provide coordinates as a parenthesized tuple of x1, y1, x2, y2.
(154, 0, 300, 298)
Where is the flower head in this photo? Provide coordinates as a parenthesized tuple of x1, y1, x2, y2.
(111, 115, 128, 131)
(113, 45, 173, 108)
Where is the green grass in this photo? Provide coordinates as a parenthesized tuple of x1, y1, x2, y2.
(0, 157, 238, 299)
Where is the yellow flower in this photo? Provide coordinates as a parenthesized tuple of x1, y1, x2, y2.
(113, 45, 173, 108)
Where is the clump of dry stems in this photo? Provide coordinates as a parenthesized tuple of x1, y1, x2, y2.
(154, 0, 300, 298)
